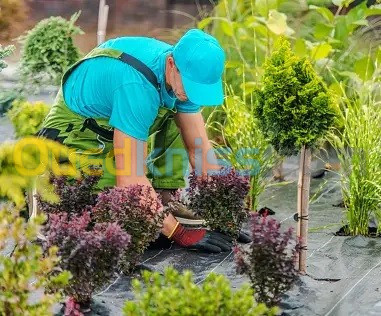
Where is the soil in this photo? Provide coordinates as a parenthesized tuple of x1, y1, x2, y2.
(1, 89, 381, 316)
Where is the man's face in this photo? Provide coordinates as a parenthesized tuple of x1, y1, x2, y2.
(166, 56, 188, 102)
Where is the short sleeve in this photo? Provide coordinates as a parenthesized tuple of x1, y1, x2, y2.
(176, 100, 201, 113)
(109, 83, 158, 141)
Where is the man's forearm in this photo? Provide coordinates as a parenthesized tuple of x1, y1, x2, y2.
(188, 138, 221, 176)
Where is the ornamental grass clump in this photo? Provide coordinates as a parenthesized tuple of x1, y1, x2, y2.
(37, 172, 100, 216)
(18, 12, 83, 88)
(7, 99, 50, 137)
(123, 267, 278, 316)
(187, 168, 250, 238)
(0, 206, 71, 315)
(234, 213, 299, 307)
(92, 185, 166, 273)
(329, 78, 381, 236)
(43, 211, 130, 305)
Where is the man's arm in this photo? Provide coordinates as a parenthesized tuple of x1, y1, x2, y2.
(113, 128, 178, 236)
(174, 112, 220, 175)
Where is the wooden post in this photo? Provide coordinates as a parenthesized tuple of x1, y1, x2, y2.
(97, 0, 109, 45)
(296, 145, 311, 274)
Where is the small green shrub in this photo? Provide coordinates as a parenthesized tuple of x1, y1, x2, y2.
(123, 267, 278, 316)
(0, 206, 70, 316)
(18, 12, 83, 88)
(7, 99, 50, 137)
(254, 37, 336, 156)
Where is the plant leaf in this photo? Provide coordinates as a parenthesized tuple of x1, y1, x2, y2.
(309, 5, 335, 23)
(266, 10, 288, 35)
(354, 56, 375, 81)
(198, 17, 213, 30)
(294, 38, 307, 57)
(221, 20, 234, 36)
(311, 43, 332, 60)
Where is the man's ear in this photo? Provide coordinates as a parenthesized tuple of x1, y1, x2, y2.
(167, 55, 175, 69)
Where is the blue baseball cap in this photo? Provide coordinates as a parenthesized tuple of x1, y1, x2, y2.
(173, 29, 225, 106)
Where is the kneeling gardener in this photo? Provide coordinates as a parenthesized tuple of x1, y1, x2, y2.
(38, 29, 233, 253)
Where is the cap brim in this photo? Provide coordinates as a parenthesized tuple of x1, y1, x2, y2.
(181, 75, 224, 106)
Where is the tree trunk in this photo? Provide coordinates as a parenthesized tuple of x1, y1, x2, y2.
(296, 145, 311, 274)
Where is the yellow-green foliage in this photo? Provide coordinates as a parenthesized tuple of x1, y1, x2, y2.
(255, 37, 336, 156)
(7, 99, 50, 138)
(0, 137, 77, 207)
(124, 267, 278, 316)
(0, 207, 71, 315)
(211, 87, 277, 210)
(329, 78, 381, 235)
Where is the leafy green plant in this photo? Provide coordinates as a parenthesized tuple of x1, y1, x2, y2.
(208, 85, 278, 211)
(329, 72, 381, 235)
(235, 213, 299, 306)
(254, 37, 336, 156)
(7, 99, 50, 137)
(0, 44, 14, 72)
(0, 206, 70, 316)
(18, 12, 83, 88)
(92, 185, 166, 273)
(123, 267, 278, 316)
(0, 137, 77, 207)
(255, 37, 336, 272)
(0, 89, 20, 116)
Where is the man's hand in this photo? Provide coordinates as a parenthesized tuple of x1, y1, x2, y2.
(169, 223, 233, 253)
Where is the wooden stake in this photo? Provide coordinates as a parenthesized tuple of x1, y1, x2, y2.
(97, 0, 109, 45)
(297, 145, 311, 274)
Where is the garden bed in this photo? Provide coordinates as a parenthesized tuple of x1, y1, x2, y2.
(1, 114, 380, 316)
(55, 154, 380, 316)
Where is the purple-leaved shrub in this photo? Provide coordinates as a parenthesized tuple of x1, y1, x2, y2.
(187, 168, 250, 238)
(37, 172, 100, 215)
(92, 185, 166, 273)
(44, 211, 130, 304)
(234, 213, 299, 306)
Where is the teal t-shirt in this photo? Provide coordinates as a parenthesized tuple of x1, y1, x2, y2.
(63, 37, 200, 141)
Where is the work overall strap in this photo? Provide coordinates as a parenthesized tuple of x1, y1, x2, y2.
(39, 47, 162, 143)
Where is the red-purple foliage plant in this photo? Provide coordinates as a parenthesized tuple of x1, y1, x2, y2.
(92, 185, 166, 273)
(234, 213, 299, 306)
(44, 211, 130, 304)
(37, 172, 100, 215)
(187, 168, 250, 238)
